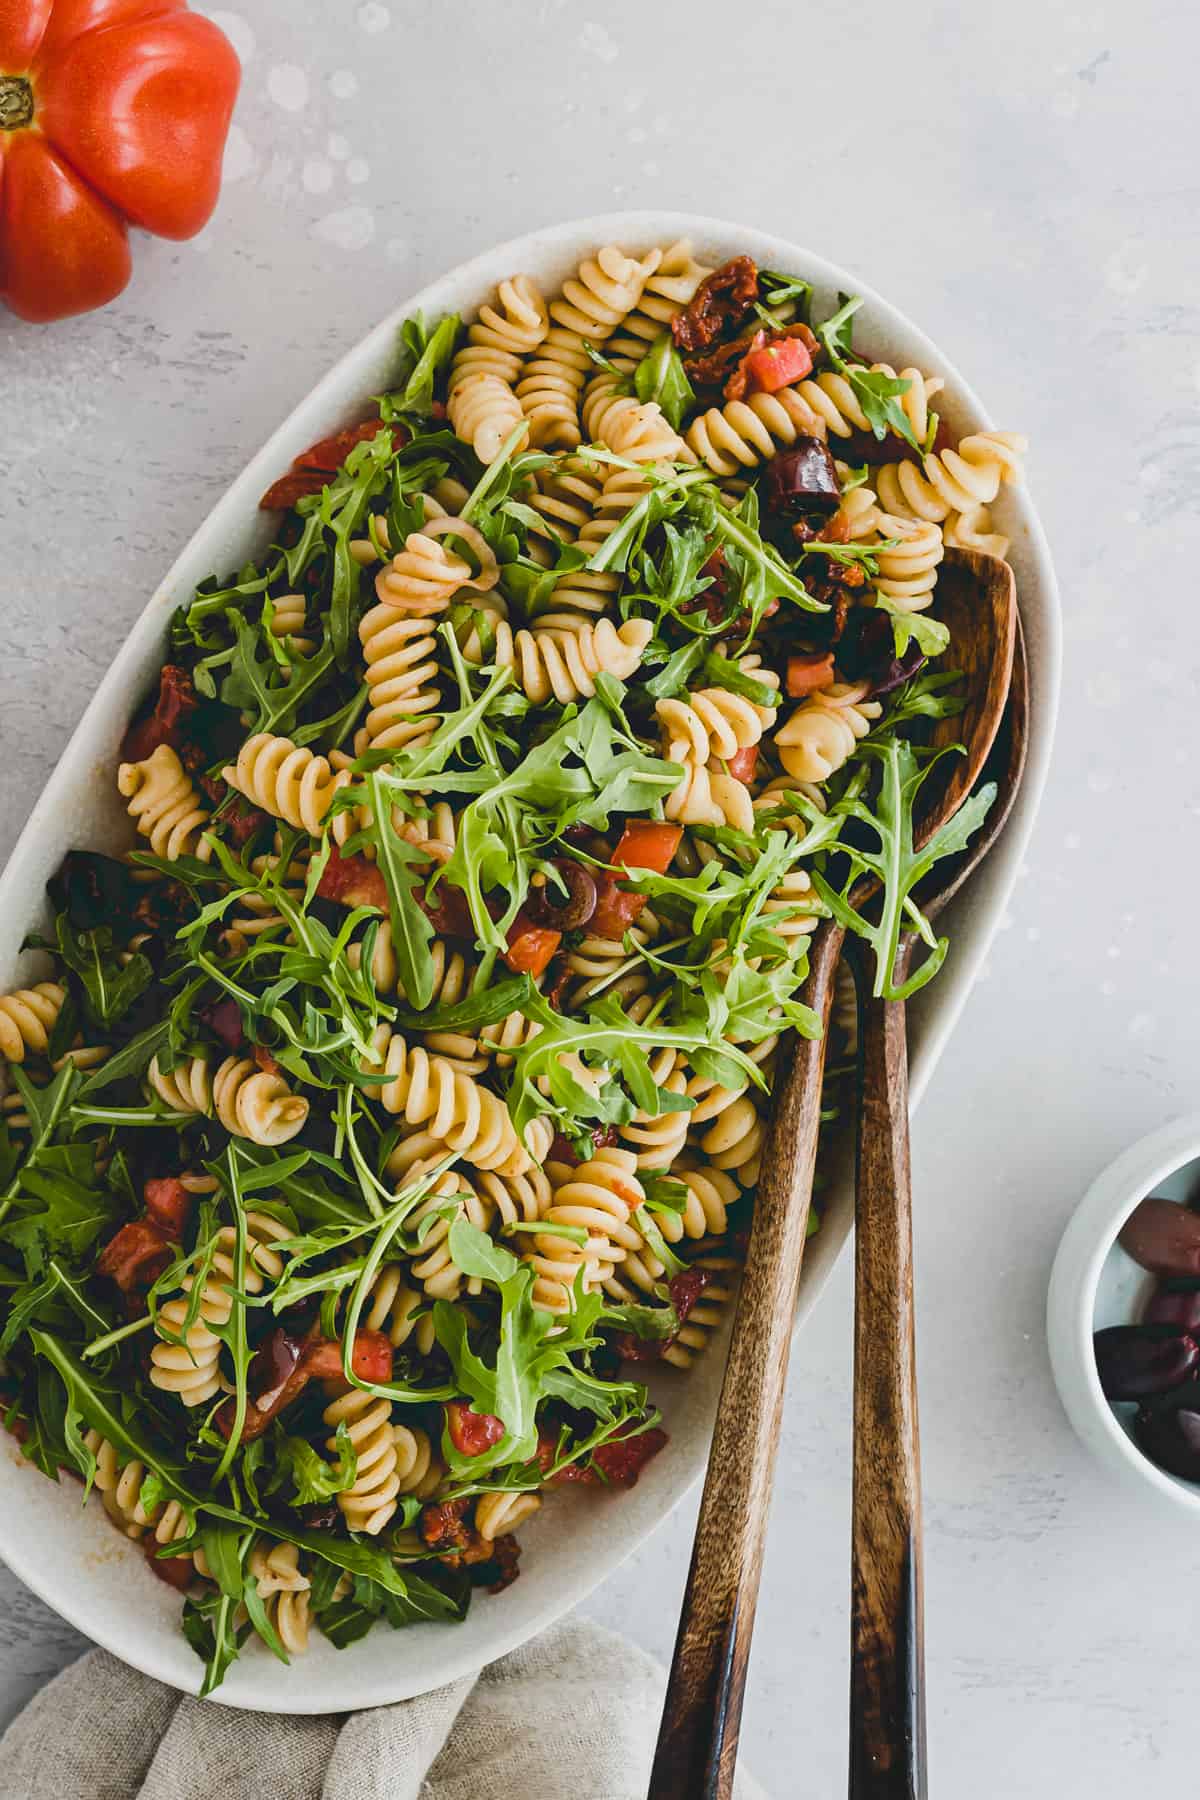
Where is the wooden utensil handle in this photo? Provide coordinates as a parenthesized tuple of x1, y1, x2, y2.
(649, 924, 842, 1800)
(850, 947, 927, 1800)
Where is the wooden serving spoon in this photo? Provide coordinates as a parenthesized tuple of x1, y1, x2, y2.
(847, 580, 1027, 1800)
(648, 549, 1019, 1800)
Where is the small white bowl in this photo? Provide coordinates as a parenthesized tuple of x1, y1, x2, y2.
(1047, 1113, 1200, 1514)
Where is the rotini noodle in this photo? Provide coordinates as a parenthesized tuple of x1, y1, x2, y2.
(118, 745, 213, 863)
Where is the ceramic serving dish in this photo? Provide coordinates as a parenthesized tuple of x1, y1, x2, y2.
(1048, 1113, 1200, 1515)
(0, 212, 1061, 1709)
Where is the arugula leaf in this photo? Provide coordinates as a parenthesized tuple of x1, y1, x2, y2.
(363, 772, 436, 1008)
(272, 1426, 357, 1505)
(873, 599, 952, 659)
(815, 293, 923, 451)
(387, 313, 463, 418)
(634, 332, 695, 433)
(811, 737, 996, 999)
(8, 1147, 116, 1277)
(51, 916, 152, 1029)
(433, 1221, 612, 1479)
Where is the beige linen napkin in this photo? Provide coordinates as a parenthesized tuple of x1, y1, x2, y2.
(0, 1614, 768, 1800)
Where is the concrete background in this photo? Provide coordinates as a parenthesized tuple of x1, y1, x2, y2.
(1, 2, 1197, 1793)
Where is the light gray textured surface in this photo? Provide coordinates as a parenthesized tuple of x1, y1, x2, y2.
(0, 2, 1194, 1794)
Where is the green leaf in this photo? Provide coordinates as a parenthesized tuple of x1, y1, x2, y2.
(52, 916, 152, 1029)
(384, 312, 463, 417)
(633, 332, 695, 432)
(873, 599, 952, 659)
(273, 1426, 358, 1504)
(364, 772, 436, 1008)
(78, 1020, 170, 1097)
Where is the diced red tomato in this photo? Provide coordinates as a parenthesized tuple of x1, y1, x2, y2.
(303, 1329, 394, 1385)
(591, 1426, 669, 1487)
(446, 1401, 506, 1457)
(142, 1178, 192, 1241)
(589, 873, 648, 942)
(786, 653, 836, 698)
(97, 1220, 172, 1295)
(316, 849, 389, 912)
(611, 821, 682, 877)
(503, 915, 562, 978)
(745, 334, 814, 394)
(252, 1045, 282, 1078)
(726, 745, 759, 783)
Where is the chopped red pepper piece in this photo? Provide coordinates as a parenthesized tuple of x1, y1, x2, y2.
(303, 1329, 394, 1386)
(589, 873, 648, 942)
(96, 1220, 172, 1295)
(726, 745, 759, 783)
(446, 1401, 506, 1457)
(503, 915, 562, 978)
(611, 821, 683, 877)
(786, 653, 836, 698)
(316, 848, 389, 912)
(744, 333, 814, 394)
(142, 1178, 192, 1241)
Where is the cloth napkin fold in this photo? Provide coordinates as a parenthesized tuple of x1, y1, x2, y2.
(0, 1614, 768, 1800)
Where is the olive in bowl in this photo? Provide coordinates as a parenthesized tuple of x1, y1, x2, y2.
(1047, 1114, 1200, 1516)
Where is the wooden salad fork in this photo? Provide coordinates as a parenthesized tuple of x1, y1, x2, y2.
(848, 586, 1027, 1799)
(648, 549, 1020, 1800)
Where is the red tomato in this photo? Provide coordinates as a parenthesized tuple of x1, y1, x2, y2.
(316, 848, 389, 913)
(0, 2, 241, 322)
(744, 334, 814, 394)
(446, 1401, 506, 1457)
(726, 745, 759, 783)
(589, 873, 647, 942)
(142, 1176, 191, 1240)
(96, 1218, 171, 1293)
(611, 821, 682, 876)
(786, 652, 836, 697)
(503, 915, 561, 978)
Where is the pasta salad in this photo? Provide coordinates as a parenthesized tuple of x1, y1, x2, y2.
(0, 240, 1025, 1692)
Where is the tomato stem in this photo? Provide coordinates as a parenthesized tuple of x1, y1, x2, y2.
(0, 76, 33, 130)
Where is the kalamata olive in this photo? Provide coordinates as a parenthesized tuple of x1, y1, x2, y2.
(524, 859, 597, 931)
(49, 850, 137, 932)
(1134, 1401, 1200, 1482)
(1093, 1326, 1200, 1399)
(836, 605, 927, 696)
(248, 1324, 306, 1410)
(1119, 1197, 1200, 1277)
(1144, 1284, 1200, 1331)
(763, 437, 841, 514)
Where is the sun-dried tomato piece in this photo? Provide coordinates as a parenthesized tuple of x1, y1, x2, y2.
(120, 665, 199, 763)
(420, 1496, 473, 1553)
(97, 1220, 172, 1295)
(142, 1177, 193, 1241)
(671, 256, 759, 353)
(259, 418, 407, 509)
(591, 1425, 668, 1487)
(316, 849, 389, 913)
(468, 1533, 523, 1592)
